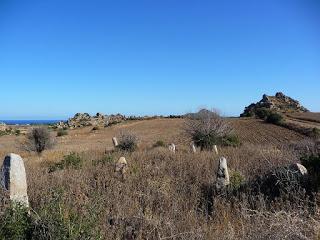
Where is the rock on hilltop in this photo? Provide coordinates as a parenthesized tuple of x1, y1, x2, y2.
(55, 113, 126, 129)
(241, 92, 309, 117)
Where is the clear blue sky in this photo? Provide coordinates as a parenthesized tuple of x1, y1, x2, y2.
(0, 0, 319, 119)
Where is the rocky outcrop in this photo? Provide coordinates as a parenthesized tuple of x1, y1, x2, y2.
(0, 122, 7, 131)
(241, 92, 309, 117)
(55, 113, 126, 129)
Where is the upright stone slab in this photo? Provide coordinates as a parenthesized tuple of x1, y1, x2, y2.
(213, 145, 218, 155)
(112, 137, 119, 147)
(191, 143, 196, 153)
(215, 157, 230, 190)
(169, 143, 176, 153)
(115, 157, 128, 175)
(1, 153, 29, 207)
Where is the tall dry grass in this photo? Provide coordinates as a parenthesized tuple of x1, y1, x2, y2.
(18, 142, 320, 239)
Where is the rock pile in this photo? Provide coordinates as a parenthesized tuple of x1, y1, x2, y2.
(241, 92, 309, 117)
(55, 113, 126, 129)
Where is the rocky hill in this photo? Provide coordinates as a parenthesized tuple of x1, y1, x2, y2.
(241, 92, 309, 117)
(55, 113, 126, 129)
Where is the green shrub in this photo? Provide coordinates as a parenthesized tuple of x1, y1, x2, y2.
(92, 126, 100, 131)
(301, 154, 320, 188)
(0, 203, 32, 240)
(229, 170, 246, 191)
(93, 155, 114, 166)
(153, 140, 166, 148)
(14, 129, 21, 136)
(49, 152, 83, 172)
(310, 128, 320, 139)
(222, 134, 241, 147)
(266, 112, 284, 125)
(184, 109, 234, 151)
(255, 108, 272, 119)
(56, 129, 68, 137)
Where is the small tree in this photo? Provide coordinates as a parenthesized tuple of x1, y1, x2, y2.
(184, 109, 234, 150)
(117, 131, 138, 152)
(24, 127, 54, 155)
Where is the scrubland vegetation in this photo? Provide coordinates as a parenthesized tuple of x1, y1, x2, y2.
(1, 111, 320, 239)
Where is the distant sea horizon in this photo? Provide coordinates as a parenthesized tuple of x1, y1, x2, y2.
(0, 120, 65, 125)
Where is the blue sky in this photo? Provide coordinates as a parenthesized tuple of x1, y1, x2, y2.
(0, 0, 319, 119)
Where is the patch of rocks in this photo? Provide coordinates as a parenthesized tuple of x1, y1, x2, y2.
(241, 92, 309, 117)
(55, 113, 127, 129)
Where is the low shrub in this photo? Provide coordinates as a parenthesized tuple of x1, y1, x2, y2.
(301, 154, 320, 189)
(49, 152, 83, 172)
(255, 108, 272, 119)
(117, 131, 139, 152)
(0, 203, 32, 240)
(310, 128, 320, 139)
(153, 140, 166, 148)
(93, 155, 114, 166)
(229, 170, 246, 191)
(92, 126, 100, 131)
(266, 112, 284, 125)
(222, 134, 241, 147)
(56, 129, 68, 137)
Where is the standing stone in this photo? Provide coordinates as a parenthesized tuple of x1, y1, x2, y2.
(169, 143, 176, 153)
(0, 153, 29, 207)
(112, 137, 119, 147)
(289, 163, 308, 176)
(191, 143, 197, 153)
(216, 157, 230, 190)
(115, 157, 128, 180)
(213, 145, 218, 154)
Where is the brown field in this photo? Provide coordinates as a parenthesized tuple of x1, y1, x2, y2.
(0, 118, 319, 239)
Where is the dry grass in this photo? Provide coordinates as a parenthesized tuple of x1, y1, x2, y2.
(0, 118, 319, 239)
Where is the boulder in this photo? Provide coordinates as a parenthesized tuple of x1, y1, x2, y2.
(0, 153, 29, 207)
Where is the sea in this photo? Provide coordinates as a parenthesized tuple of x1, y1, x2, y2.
(0, 120, 64, 125)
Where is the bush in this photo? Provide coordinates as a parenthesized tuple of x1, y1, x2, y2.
(301, 154, 320, 189)
(56, 129, 68, 137)
(24, 127, 54, 155)
(310, 128, 320, 139)
(184, 109, 235, 150)
(117, 131, 139, 152)
(229, 170, 246, 191)
(0, 204, 32, 240)
(266, 112, 283, 125)
(153, 140, 166, 148)
(255, 108, 272, 119)
(49, 152, 83, 172)
(14, 129, 21, 136)
(92, 126, 100, 131)
(93, 155, 114, 166)
(222, 134, 241, 147)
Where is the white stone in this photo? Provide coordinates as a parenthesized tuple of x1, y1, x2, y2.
(112, 137, 119, 147)
(213, 145, 218, 154)
(169, 143, 176, 153)
(191, 143, 197, 153)
(1, 153, 29, 207)
(290, 163, 308, 176)
(216, 157, 230, 189)
(115, 157, 127, 174)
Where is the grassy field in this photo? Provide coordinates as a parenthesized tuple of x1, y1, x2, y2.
(0, 117, 319, 239)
